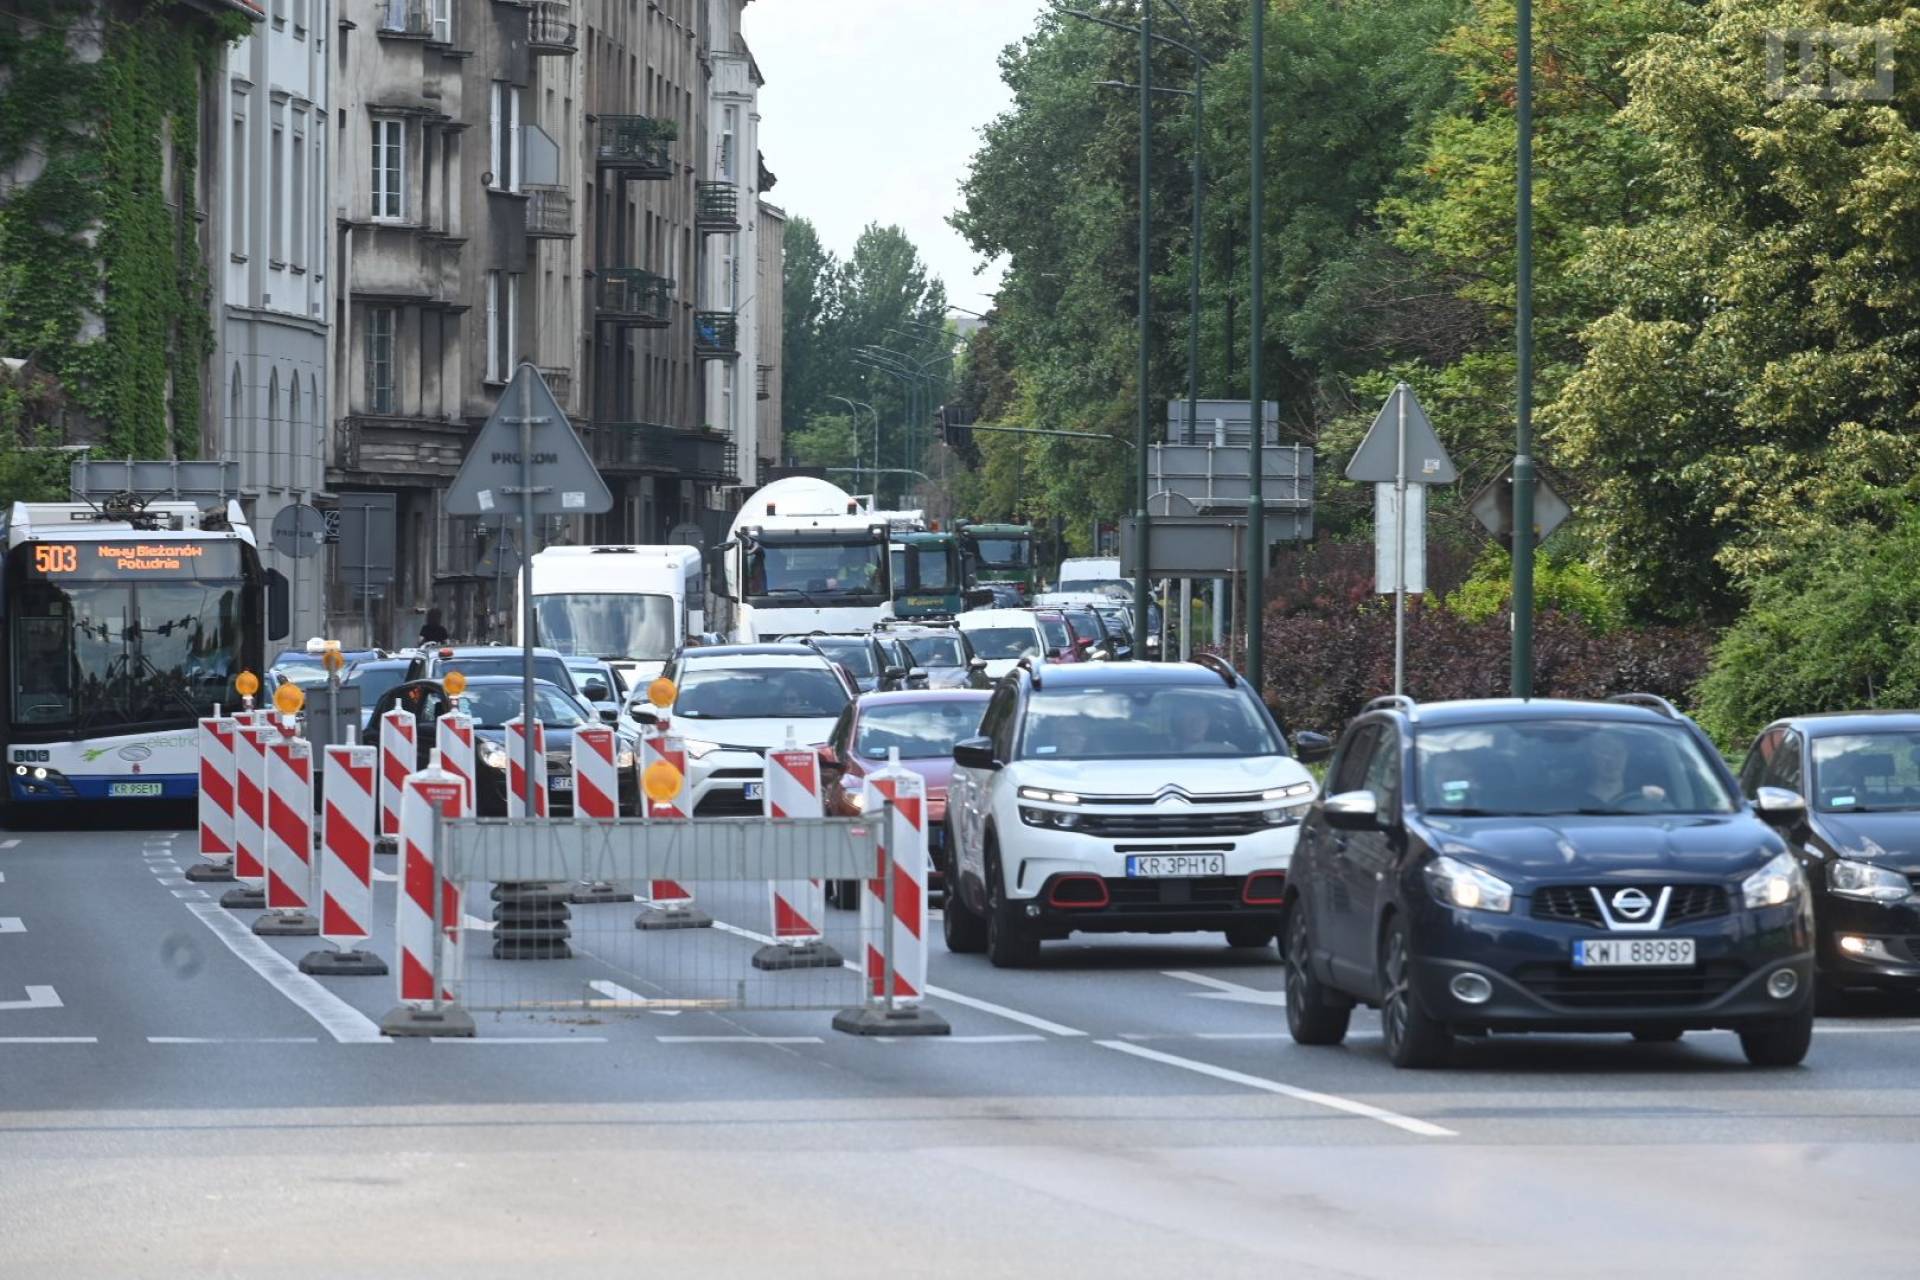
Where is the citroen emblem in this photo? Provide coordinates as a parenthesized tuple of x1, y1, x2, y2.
(1611, 887, 1653, 920)
(1155, 786, 1190, 807)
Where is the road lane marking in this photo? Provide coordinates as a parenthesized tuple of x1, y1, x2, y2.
(0, 838, 20, 849)
(585, 980, 682, 1014)
(461, 914, 497, 933)
(709, 919, 1087, 1037)
(0, 918, 23, 934)
(147, 1036, 321, 1044)
(0, 986, 61, 1011)
(1096, 1040, 1456, 1138)
(1161, 970, 1289, 1007)
(0, 1036, 95, 1044)
(656, 1035, 824, 1044)
(0, 871, 6, 882)
(878, 1033, 1045, 1044)
(185, 903, 390, 1044)
(430, 1036, 610, 1044)
(172, 889, 210, 899)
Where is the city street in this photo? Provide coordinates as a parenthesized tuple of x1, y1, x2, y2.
(2, 818, 1916, 1278)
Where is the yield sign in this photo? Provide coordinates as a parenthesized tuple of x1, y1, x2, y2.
(1345, 383, 1456, 485)
(445, 363, 612, 518)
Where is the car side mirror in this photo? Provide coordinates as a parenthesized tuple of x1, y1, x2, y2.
(1754, 786, 1807, 826)
(884, 665, 908, 682)
(817, 745, 842, 774)
(968, 657, 987, 671)
(631, 707, 660, 726)
(1075, 637, 1094, 652)
(581, 680, 611, 702)
(1293, 731, 1334, 765)
(598, 707, 620, 725)
(953, 735, 1000, 771)
(907, 666, 929, 688)
(1323, 789, 1381, 831)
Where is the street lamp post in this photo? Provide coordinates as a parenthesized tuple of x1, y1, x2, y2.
(1511, 0, 1536, 697)
(826, 394, 873, 487)
(1133, 2, 1153, 658)
(1246, 0, 1266, 695)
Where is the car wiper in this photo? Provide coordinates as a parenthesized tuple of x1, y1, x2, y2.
(1423, 807, 1509, 817)
(1524, 808, 1651, 817)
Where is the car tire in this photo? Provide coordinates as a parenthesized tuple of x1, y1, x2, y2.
(1284, 905, 1351, 1047)
(1379, 917, 1451, 1069)
(825, 879, 855, 910)
(984, 842, 1039, 969)
(1630, 1028, 1684, 1044)
(943, 882, 988, 954)
(1224, 923, 1277, 950)
(1739, 1004, 1814, 1068)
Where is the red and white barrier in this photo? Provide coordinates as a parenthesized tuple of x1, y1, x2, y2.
(862, 756, 929, 1005)
(642, 729, 688, 822)
(231, 722, 273, 896)
(436, 710, 476, 818)
(635, 730, 709, 928)
(765, 746, 828, 944)
(573, 725, 619, 821)
(378, 709, 416, 838)
(395, 757, 466, 1007)
(300, 744, 387, 976)
(196, 714, 237, 867)
(255, 736, 318, 935)
(504, 716, 548, 819)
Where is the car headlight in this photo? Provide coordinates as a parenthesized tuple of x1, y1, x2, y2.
(616, 746, 637, 769)
(1017, 786, 1080, 804)
(1019, 806, 1084, 830)
(1742, 850, 1805, 909)
(1262, 781, 1315, 824)
(1829, 857, 1909, 903)
(477, 739, 508, 770)
(845, 785, 868, 813)
(680, 738, 722, 760)
(1424, 855, 1513, 913)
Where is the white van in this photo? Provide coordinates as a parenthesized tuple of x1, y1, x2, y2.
(519, 545, 704, 686)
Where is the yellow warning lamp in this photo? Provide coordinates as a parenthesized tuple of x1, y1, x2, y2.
(647, 677, 677, 709)
(442, 669, 468, 697)
(273, 681, 306, 717)
(642, 760, 684, 803)
(321, 647, 346, 673)
(235, 670, 260, 698)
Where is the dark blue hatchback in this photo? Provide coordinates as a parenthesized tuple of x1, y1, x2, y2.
(1284, 694, 1816, 1068)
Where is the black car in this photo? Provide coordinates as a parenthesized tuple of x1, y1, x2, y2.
(406, 644, 582, 699)
(1284, 694, 1816, 1068)
(1738, 711, 1920, 1001)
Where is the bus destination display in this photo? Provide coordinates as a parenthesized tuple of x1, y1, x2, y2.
(25, 541, 233, 578)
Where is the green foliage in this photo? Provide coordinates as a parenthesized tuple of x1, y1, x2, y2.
(0, 3, 231, 458)
(1695, 517, 1920, 749)
(786, 412, 860, 473)
(1446, 544, 1625, 631)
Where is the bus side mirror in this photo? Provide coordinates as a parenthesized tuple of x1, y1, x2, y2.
(265, 569, 290, 641)
(706, 544, 736, 602)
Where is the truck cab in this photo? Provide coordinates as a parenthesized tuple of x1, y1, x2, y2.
(710, 477, 893, 641)
(890, 531, 963, 619)
(957, 521, 1037, 600)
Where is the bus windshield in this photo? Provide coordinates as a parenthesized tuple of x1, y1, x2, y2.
(533, 593, 677, 661)
(7, 543, 258, 733)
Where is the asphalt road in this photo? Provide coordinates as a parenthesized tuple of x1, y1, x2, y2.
(3, 816, 1919, 1278)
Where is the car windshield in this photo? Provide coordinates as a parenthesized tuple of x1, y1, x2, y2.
(674, 666, 850, 720)
(1055, 577, 1130, 598)
(855, 701, 987, 760)
(1035, 617, 1070, 650)
(1021, 685, 1283, 759)
(567, 664, 618, 699)
(1414, 720, 1737, 816)
(901, 634, 964, 667)
(533, 593, 676, 662)
(440, 654, 575, 693)
(274, 666, 334, 688)
(453, 684, 588, 728)
(811, 639, 876, 678)
(271, 651, 324, 668)
(965, 626, 1041, 661)
(1811, 732, 1920, 812)
(344, 663, 407, 707)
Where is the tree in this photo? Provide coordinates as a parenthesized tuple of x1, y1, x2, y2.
(780, 216, 842, 440)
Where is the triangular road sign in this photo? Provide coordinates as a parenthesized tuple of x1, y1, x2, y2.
(1345, 383, 1457, 485)
(445, 363, 612, 518)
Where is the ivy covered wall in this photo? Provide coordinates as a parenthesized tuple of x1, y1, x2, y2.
(0, 0, 249, 464)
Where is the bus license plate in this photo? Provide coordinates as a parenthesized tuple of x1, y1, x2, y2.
(743, 782, 764, 801)
(1573, 938, 1695, 968)
(1126, 854, 1226, 878)
(110, 781, 164, 798)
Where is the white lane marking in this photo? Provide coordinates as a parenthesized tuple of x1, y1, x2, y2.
(0, 1036, 95, 1044)
(372, 868, 397, 883)
(1162, 970, 1289, 1007)
(1097, 1040, 1456, 1138)
(585, 980, 682, 1014)
(0, 872, 6, 882)
(0, 838, 20, 849)
(0, 986, 61, 1011)
(878, 1033, 1045, 1044)
(1194, 1031, 1292, 1040)
(172, 889, 210, 899)
(711, 919, 1087, 1038)
(0, 918, 24, 934)
(1812, 1024, 1920, 1035)
(185, 903, 389, 1044)
(656, 1035, 824, 1044)
(431, 1036, 609, 1045)
(147, 1036, 321, 1044)
(156, 878, 191, 888)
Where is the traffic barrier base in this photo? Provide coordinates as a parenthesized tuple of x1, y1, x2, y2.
(634, 889, 712, 931)
(298, 947, 388, 976)
(184, 862, 236, 883)
(218, 885, 266, 909)
(381, 1004, 476, 1038)
(568, 882, 635, 904)
(751, 938, 844, 971)
(830, 1003, 951, 1037)
(253, 911, 319, 936)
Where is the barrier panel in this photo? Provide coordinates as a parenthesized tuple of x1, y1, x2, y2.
(504, 716, 548, 819)
(636, 731, 710, 928)
(255, 736, 318, 936)
(436, 711, 476, 817)
(389, 810, 943, 1036)
(755, 744, 840, 971)
(567, 725, 634, 906)
(301, 745, 387, 976)
(381, 757, 471, 1037)
(847, 755, 933, 1021)
(219, 722, 273, 910)
(190, 713, 238, 883)
(378, 710, 416, 840)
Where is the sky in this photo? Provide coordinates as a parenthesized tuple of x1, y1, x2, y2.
(746, 0, 1047, 316)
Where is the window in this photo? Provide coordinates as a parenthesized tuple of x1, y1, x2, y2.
(367, 307, 396, 413)
(287, 376, 299, 493)
(229, 91, 248, 258)
(370, 117, 404, 221)
(266, 369, 280, 490)
(1765, 730, 1805, 795)
(271, 0, 285, 26)
(489, 82, 521, 192)
(290, 118, 305, 268)
(485, 271, 518, 383)
(270, 108, 284, 263)
(293, 0, 306, 36)
(228, 365, 243, 457)
(431, 0, 451, 43)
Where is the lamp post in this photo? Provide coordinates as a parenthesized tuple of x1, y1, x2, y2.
(1511, 0, 1536, 697)
(1246, 0, 1266, 695)
(860, 343, 954, 496)
(826, 394, 874, 488)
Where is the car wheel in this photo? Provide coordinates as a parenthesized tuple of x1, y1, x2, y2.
(1739, 1004, 1814, 1068)
(984, 842, 1039, 969)
(943, 881, 988, 954)
(1379, 917, 1451, 1069)
(1630, 1028, 1683, 1044)
(1224, 923, 1277, 950)
(1284, 904, 1351, 1047)
(825, 879, 855, 910)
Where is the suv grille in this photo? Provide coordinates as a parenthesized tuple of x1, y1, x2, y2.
(1530, 884, 1730, 928)
(1513, 960, 1746, 1008)
(1103, 875, 1248, 912)
(1076, 811, 1266, 839)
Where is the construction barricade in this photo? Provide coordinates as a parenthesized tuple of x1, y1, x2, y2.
(754, 740, 841, 972)
(378, 709, 416, 843)
(381, 755, 472, 1037)
(255, 735, 318, 936)
(190, 712, 238, 884)
(833, 751, 943, 1035)
(436, 710, 476, 817)
(567, 725, 634, 905)
(220, 721, 273, 910)
(635, 730, 710, 929)
(301, 744, 387, 976)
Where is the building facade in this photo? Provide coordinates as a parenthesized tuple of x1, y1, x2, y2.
(755, 200, 785, 473)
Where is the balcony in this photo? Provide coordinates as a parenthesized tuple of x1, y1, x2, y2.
(693, 311, 739, 360)
(595, 269, 673, 328)
(695, 181, 740, 233)
(377, 0, 432, 36)
(595, 115, 675, 180)
(525, 187, 573, 238)
(537, 366, 573, 411)
(756, 363, 773, 402)
(528, 2, 576, 55)
(589, 423, 737, 482)
(678, 432, 738, 482)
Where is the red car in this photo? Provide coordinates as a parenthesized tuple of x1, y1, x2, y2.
(1027, 608, 1083, 662)
(819, 688, 992, 907)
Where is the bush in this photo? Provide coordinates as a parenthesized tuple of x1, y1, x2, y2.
(1445, 546, 1625, 632)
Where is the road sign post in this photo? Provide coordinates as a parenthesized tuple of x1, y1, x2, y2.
(1348, 384, 1455, 697)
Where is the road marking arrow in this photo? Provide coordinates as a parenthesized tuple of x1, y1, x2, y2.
(1162, 970, 1288, 1007)
(0, 985, 61, 1011)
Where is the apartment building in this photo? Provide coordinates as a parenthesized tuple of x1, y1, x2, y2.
(756, 200, 785, 474)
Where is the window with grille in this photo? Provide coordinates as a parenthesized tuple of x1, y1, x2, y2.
(367, 308, 397, 413)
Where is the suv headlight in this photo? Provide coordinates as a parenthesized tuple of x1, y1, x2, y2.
(1019, 805, 1085, 830)
(680, 738, 721, 760)
(477, 739, 508, 770)
(616, 745, 637, 769)
(1742, 850, 1805, 909)
(1262, 781, 1315, 824)
(1424, 855, 1513, 913)
(1829, 858, 1910, 903)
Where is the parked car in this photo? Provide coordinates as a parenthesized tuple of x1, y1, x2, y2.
(795, 633, 909, 694)
(1738, 711, 1920, 1003)
(1284, 693, 1816, 1068)
(880, 625, 990, 690)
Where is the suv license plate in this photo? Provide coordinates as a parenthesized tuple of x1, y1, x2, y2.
(549, 775, 572, 792)
(1126, 854, 1226, 878)
(110, 781, 164, 797)
(743, 782, 764, 801)
(1573, 938, 1695, 968)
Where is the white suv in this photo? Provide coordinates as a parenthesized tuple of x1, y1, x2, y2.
(956, 608, 1048, 679)
(651, 645, 857, 817)
(943, 658, 1331, 966)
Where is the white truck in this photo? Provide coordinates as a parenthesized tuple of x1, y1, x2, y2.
(708, 477, 892, 642)
(519, 544, 704, 685)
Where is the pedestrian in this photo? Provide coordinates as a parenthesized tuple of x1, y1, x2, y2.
(417, 608, 450, 647)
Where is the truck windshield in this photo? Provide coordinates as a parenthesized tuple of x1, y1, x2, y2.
(972, 537, 1029, 567)
(533, 593, 676, 661)
(904, 545, 957, 590)
(746, 540, 886, 602)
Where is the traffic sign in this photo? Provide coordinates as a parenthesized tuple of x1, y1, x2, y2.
(270, 503, 328, 559)
(444, 364, 611, 518)
(1469, 462, 1571, 547)
(1345, 384, 1456, 485)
